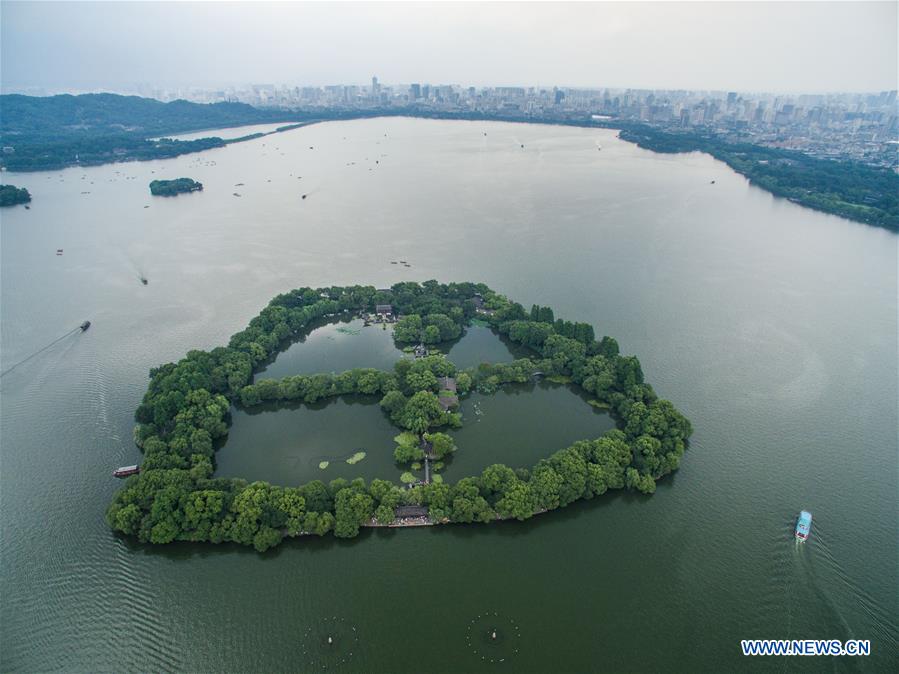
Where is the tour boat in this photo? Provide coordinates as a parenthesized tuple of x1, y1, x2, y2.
(113, 465, 139, 478)
(80, 321, 91, 331)
(795, 510, 812, 540)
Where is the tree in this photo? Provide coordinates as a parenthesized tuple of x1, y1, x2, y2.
(375, 504, 395, 525)
(0, 185, 31, 207)
(393, 443, 425, 464)
(496, 481, 536, 521)
(393, 314, 423, 343)
(182, 489, 226, 540)
(276, 488, 306, 535)
(253, 526, 283, 552)
(405, 369, 437, 393)
(424, 313, 461, 341)
(625, 468, 656, 494)
(111, 503, 143, 535)
(530, 465, 563, 511)
(423, 432, 456, 459)
(451, 497, 475, 523)
(596, 336, 620, 359)
(380, 389, 407, 416)
(422, 325, 441, 344)
(481, 464, 517, 496)
(150, 518, 179, 544)
(333, 488, 374, 538)
(455, 371, 472, 393)
(549, 447, 588, 507)
(400, 391, 444, 433)
(300, 480, 332, 513)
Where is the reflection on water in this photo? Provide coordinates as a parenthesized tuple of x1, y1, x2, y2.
(443, 382, 616, 478)
(441, 324, 529, 369)
(257, 317, 404, 379)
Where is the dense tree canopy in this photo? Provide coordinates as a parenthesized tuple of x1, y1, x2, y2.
(0, 184, 31, 207)
(149, 178, 203, 196)
(107, 281, 692, 550)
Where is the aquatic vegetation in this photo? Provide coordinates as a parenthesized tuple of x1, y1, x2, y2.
(400, 472, 416, 484)
(346, 452, 366, 465)
(318, 461, 329, 470)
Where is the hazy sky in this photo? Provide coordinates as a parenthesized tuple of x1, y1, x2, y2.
(1, 1, 896, 93)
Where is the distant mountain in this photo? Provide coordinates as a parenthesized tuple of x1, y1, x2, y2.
(0, 93, 302, 171)
(0, 93, 291, 139)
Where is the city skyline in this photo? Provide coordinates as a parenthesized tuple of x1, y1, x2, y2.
(2, 1, 896, 94)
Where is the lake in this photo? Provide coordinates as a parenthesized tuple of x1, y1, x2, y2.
(1, 117, 895, 672)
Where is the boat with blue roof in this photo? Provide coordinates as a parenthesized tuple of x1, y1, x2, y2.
(795, 510, 812, 540)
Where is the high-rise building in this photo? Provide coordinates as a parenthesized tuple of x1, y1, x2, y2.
(410, 83, 421, 99)
(371, 76, 379, 95)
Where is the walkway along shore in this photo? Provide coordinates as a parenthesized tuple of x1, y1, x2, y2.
(279, 508, 556, 538)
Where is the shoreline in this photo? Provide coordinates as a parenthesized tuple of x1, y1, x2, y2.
(5, 110, 893, 230)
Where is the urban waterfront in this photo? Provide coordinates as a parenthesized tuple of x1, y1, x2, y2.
(1, 118, 896, 672)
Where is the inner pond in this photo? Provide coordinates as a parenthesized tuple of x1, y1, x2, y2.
(222, 321, 613, 485)
(256, 319, 526, 379)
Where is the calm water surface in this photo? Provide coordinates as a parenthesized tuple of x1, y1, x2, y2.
(1, 118, 896, 672)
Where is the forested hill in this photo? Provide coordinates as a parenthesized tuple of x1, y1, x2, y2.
(0, 93, 290, 139)
(0, 93, 302, 171)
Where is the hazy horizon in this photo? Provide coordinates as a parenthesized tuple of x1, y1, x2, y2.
(1, 1, 896, 95)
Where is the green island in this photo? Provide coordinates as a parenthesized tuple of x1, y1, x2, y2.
(107, 281, 692, 551)
(0, 184, 32, 207)
(149, 178, 203, 197)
